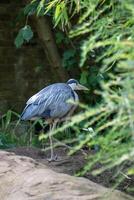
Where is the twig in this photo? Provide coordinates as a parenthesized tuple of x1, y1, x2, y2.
(120, 171, 131, 180)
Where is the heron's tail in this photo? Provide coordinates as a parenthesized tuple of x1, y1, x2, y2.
(20, 105, 30, 121)
(20, 104, 37, 121)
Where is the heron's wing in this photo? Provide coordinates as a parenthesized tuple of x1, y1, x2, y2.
(26, 85, 51, 105)
(45, 86, 75, 118)
(21, 84, 75, 120)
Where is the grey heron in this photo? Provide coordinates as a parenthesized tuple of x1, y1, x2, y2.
(21, 79, 88, 161)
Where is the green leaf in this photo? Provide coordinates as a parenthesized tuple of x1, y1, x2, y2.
(14, 25, 33, 48)
(63, 49, 76, 60)
(24, 1, 39, 16)
(37, 1, 46, 16)
(54, 4, 61, 21)
(55, 31, 64, 44)
(39, 133, 47, 141)
(14, 29, 24, 48)
(22, 25, 33, 42)
(80, 71, 88, 85)
(5, 110, 12, 130)
(128, 168, 134, 175)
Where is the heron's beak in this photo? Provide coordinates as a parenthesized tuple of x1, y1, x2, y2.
(76, 84, 89, 91)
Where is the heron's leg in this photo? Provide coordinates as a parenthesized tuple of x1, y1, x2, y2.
(49, 123, 53, 160)
(48, 122, 57, 162)
(41, 122, 47, 151)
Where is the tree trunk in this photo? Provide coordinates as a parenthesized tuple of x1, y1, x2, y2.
(32, 15, 68, 81)
(24, 0, 69, 81)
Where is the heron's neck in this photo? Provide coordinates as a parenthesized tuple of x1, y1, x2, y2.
(73, 91, 79, 102)
(68, 83, 76, 90)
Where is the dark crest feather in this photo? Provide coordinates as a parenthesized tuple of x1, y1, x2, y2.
(67, 79, 78, 85)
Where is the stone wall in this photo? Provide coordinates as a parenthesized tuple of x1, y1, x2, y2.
(0, 0, 59, 114)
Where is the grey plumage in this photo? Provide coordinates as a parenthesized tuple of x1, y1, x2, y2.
(21, 79, 88, 161)
(21, 83, 78, 121)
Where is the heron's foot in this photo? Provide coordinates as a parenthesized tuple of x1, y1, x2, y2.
(47, 154, 58, 162)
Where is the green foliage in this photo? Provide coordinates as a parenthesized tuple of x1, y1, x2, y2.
(21, 0, 81, 29)
(63, 49, 77, 69)
(45, 63, 134, 192)
(42, 0, 80, 28)
(70, 0, 134, 67)
(65, 1, 134, 190)
(24, 1, 39, 16)
(80, 71, 89, 85)
(0, 111, 40, 148)
(55, 31, 65, 44)
(15, 25, 33, 48)
(55, 30, 79, 69)
(28, 0, 134, 192)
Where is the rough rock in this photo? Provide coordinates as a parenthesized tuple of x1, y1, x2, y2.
(0, 150, 133, 200)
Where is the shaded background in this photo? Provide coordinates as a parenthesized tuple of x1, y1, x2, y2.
(0, 0, 71, 114)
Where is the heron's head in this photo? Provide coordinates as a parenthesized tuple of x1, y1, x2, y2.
(67, 79, 89, 91)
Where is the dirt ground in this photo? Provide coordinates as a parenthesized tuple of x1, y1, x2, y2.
(7, 146, 134, 198)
